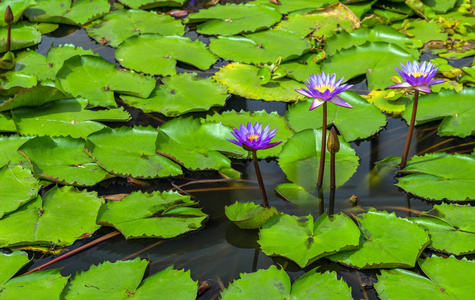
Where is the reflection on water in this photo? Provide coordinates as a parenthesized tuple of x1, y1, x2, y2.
(24, 21, 475, 300)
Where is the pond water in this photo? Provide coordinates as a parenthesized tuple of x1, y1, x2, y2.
(18, 23, 474, 299)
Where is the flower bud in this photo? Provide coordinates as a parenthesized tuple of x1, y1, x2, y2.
(327, 126, 340, 154)
(4, 6, 13, 24)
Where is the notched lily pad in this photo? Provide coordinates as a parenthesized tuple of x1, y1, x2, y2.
(118, 0, 187, 9)
(0, 86, 65, 112)
(225, 201, 278, 229)
(0, 269, 69, 299)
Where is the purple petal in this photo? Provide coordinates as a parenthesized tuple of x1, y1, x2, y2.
(310, 98, 325, 110)
(387, 82, 412, 89)
(329, 96, 353, 108)
(428, 79, 445, 85)
(415, 86, 431, 93)
(296, 88, 314, 98)
(261, 141, 282, 150)
(227, 139, 242, 146)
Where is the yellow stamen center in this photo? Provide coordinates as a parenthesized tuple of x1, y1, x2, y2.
(314, 84, 335, 93)
(409, 71, 427, 78)
(247, 134, 260, 142)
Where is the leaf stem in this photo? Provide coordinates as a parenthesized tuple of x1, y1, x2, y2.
(400, 90, 419, 169)
(317, 102, 327, 188)
(252, 150, 269, 208)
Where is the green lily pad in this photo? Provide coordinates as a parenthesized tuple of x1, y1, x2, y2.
(0, 73, 37, 90)
(278, 129, 359, 191)
(155, 117, 245, 178)
(363, 89, 412, 116)
(213, 63, 304, 102)
(0, 86, 65, 112)
(6, 50, 55, 82)
(187, 3, 282, 36)
(46, 44, 96, 75)
(280, 52, 322, 82)
(322, 42, 416, 90)
(85, 126, 182, 179)
(0, 185, 103, 248)
(0, 135, 32, 166)
(0, 269, 69, 299)
(18, 136, 111, 186)
(57, 55, 156, 107)
(118, 0, 187, 9)
(121, 73, 228, 117)
(98, 190, 207, 239)
(258, 213, 360, 268)
(253, 0, 338, 14)
(87, 9, 185, 48)
(286, 91, 387, 142)
(328, 211, 430, 269)
(0, 112, 15, 132)
(24, 0, 110, 26)
(396, 19, 448, 44)
(0, 164, 39, 218)
(209, 29, 311, 64)
(431, 202, 475, 232)
(0, 251, 30, 286)
(274, 183, 321, 209)
(12, 98, 131, 138)
(221, 265, 352, 299)
(275, 3, 360, 38)
(115, 34, 217, 76)
(0, 0, 36, 26)
(397, 153, 475, 201)
(325, 25, 422, 58)
(0, 22, 42, 53)
(62, 259, 197, 299)
(224, 201, 278, 229)
(206, 110, 293, 158)
(402, 88, 475, 138)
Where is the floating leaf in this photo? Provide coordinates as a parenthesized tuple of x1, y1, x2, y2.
(121, 73, 228, 117)
(431, 202, 475, 232)
(85, 126, 182, 179)
(0, 251, 30, 286)
(402, 88, 475, 138)
(0, 269, 69, 299)
(280, 52, 322, 82)
(252, 0, 338, 14)
(115, 34, 217, 76)
(0, 135, 32, 166)
(224, 201, 278, 229)
(155, 117, 245, 178)
(258, 213, 360, 268)
(209, 29, 311, 64)
(187, 3, 282, 36)
(18, 136, 111, 186)
(290, 268, 353, 299)
(397, 153, 475, 201)
(278, 129, 359, 191)
(274, 183, 321, 209)
(117, 0, 186, 9)
(0, 86, 65, 112)
(206, 110, 294, 158)
(87, 9, 185, 48)
(0, 0, 36, 26)
(286, 91, 387, 142)
(0, 113, 16, 132)
(46, 44, 96, 75)
(12, 98, 131, 138)
(396, 19, 448, 44)
(7, 50, 55, 81)
(0, 165, 39, 218)
(213, 63, 304, 102)
(0, 22, 42, 53)
(0, 186, 103, 248)
(62, 259, 197, 299)
(57, 55, 155, 107)
(24, 0, 110, 26)
(328, 211, 430, 269)
(98, 190, 207, 239)
(322, 42, 415, 90)
(363, 89, 411, 115)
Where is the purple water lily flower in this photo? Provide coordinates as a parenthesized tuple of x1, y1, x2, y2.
(387, 60, 445, 93)
(296, 72, 353, 110)
(228, 123, 281, 151)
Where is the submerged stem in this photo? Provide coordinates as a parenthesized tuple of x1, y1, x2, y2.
(400, 90, 419, 169)
(251, 150, 269, 208)
(317, 102, 327, 188)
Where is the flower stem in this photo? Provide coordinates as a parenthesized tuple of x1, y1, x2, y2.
(251, 150, 269, 208)
(400, 90, 419, 169)
(330, 151, 336, 189)
(317, 102, 327, 188)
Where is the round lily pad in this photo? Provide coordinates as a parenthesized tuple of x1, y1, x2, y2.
(224, 201, 278, 229)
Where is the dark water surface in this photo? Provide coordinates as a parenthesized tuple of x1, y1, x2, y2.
(21, 20, 475, 300)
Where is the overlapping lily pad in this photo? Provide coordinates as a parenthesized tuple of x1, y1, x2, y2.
(97, 190, 207, 239)
(155, 117, 245, 178)
(397, 153, 475, 201)
(209, 29, 311, 64)
(5, 50, 55, 81)
(253, 0, 338, 14)
(402, 88, 475, 138)
(322, 42, 416, 90)
(258, 213, 360, 268)
(328, 211, 430, 269)
(12, 98, 131, 138)
(62, 259, 197, 299)
(278, 129, 359, 191)
(57, 55, 156, 107)
(118, 0, 186, 9)
(85, 126, 183, 179)
(0, 135, 32, 166)
(0, 86, 64, 111)
(0, 22, 42, 53)
(280, 52, 322, 82)
(0, 251, 30, 286)
(87, 9, 185, 47)
(0, 185, 103, 248)
(0, 112, 15, 132)
(221, 265, 352, 299)
(0, 164, 40, 218)
(0, 269, 69, 299)
(24, 0, 110, 26)
(274, 183, 321, 209)
(121, 73, 228, 117)
(363, 89, 412, 115)
(395, 19, 448, 44)
(206, 110, 293, 158)
(224, 201, 278, 229)
(286, 91, 387, 141)
(18, 136, 111, 186)
(0, 0, 36, 26)
(115, 34, 217, 76)
(46, 44, 97, 75)
(187, 3, 282, 36)
(213, 63, 304, 102)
